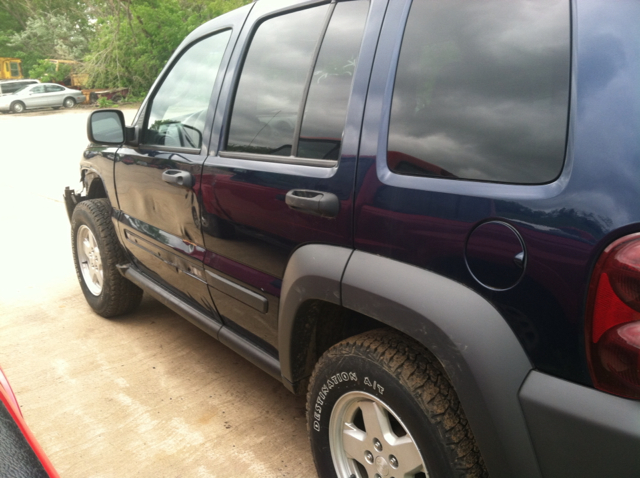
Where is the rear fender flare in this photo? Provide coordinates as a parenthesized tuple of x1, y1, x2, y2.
(278, 246, 540, 478)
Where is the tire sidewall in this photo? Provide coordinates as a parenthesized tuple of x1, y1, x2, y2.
(63, 97, 75, 108)
(71, 204, 113, 314)
(308, 353, 456, 478)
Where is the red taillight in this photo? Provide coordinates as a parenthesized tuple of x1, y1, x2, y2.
(586, 234, 640, 399)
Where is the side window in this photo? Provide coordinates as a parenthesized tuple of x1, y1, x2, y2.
(10, 62, 20, 78)
(144, 30, 232, 150)
(31, 86, 44, 94)
(298, 1, 369, 160)
(226, 1, 368, 160)
(46, 85, 64, 93)
(387, 0, 570, 184)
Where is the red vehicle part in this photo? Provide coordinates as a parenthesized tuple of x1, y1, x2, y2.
(586, 233, 640, 399)
(0, 367, 59, 478)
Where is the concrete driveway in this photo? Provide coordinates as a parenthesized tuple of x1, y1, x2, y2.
(0, 108, 316, 477)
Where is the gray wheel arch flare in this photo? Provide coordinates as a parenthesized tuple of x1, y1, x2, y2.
(278, 245, 542, 478)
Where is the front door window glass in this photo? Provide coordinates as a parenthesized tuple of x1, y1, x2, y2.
(144, 30, 232, 149)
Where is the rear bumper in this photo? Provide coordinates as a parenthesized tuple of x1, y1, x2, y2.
(519, 371, 640, 478)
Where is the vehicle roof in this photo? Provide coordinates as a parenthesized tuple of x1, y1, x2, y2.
(0, 79, 39, 84)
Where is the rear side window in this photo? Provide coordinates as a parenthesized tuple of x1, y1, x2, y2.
(226, 1, 369, 161)
(388, 0, 570, 184)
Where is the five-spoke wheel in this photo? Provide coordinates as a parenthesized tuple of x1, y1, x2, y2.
(76, 225, 103, 296)
(330, 391, 427, 478)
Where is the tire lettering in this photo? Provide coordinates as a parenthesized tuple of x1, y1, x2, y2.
(364, 376, 384, 395)
(313, 371, 359, 433)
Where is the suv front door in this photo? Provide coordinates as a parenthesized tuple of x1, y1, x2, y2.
(199, 0, 380, 349)
(113, 23, 241, 315)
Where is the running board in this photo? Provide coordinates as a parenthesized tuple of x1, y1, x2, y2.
(118, 263, 282, 381)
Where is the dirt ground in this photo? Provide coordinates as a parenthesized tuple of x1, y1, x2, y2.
(0, 107, 316, 477)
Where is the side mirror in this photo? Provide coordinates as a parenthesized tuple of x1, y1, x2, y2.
(87, 109, 126, 145)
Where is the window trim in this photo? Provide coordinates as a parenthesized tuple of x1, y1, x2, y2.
(221, 1, 342, 168)
(220, 150, 337, 168)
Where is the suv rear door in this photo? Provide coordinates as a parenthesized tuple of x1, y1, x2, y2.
(199, 0, 382, 349)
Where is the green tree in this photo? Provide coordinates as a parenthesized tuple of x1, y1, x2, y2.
(84, 0, 250, 94)
(0, 0, 93, 76)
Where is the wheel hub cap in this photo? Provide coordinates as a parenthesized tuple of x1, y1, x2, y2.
(328, 391, 428, 478)
(76, 225, 103, 296)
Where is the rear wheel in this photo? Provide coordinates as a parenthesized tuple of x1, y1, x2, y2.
(63, 97, 76, 108)
(71, 198, 143, 317)
(307, 329, 487, 478)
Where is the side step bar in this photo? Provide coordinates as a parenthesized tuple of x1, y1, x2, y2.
(119, 264, 282, 381)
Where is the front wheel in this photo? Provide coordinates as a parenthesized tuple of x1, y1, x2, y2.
(307, 329, 487, 478)
(11, 101, 24, 113)
(63, 97, 76, 108)
(71, 198, 143, 317)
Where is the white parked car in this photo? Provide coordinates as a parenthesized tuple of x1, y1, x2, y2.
(0, 79, 40, 96)
(0, 82, 86, 113)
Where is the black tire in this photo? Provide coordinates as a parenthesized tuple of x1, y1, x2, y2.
(307, 329, 487, 478)
(63, 97, 76, 108)
(10, 101, 24, 114)
(71, 198, 143, 317)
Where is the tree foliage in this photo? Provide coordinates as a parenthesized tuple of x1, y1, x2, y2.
(0, 0, 250, 93)
(29, 59, 73, 82)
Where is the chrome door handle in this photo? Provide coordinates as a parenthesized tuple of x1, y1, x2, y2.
(162, 169, 194, 188)
(285, 189, 339, 218)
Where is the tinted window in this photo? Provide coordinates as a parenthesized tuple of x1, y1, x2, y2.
(298, 1, 368, 160)
(226, 5, 330, 156)
(144, 30, 231, 149)
(388, 0, 570, 184)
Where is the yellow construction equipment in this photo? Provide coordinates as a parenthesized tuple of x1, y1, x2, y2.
(0, 58, 23, 80)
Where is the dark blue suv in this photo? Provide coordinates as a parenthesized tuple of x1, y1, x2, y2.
(65, 0, 640, 476)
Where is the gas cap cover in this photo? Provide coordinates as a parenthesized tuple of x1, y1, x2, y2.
(465, 221, 526, 291)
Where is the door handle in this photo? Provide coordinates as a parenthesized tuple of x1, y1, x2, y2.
(162, 169, 194, 188)
(285, 189, 339, 218)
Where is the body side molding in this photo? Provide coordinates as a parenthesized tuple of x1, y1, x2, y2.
(120, 264, 281, 381)
(341, 251, 540, 478)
